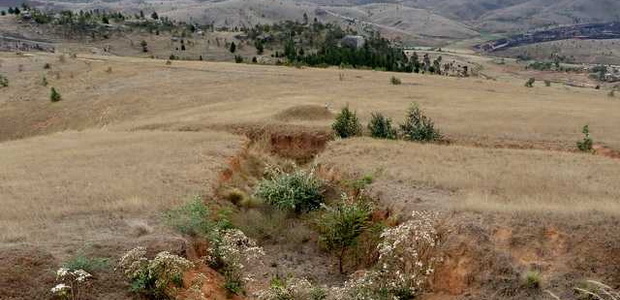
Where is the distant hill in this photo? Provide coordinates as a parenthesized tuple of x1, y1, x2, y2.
(24, 0, 620, 43)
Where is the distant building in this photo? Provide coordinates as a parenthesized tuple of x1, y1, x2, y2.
(341, 35, 365, 49)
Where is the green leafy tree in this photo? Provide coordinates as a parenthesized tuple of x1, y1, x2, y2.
(319, 198, 371, 274)
(229, 42, 237, 53)
(400, 103, 441, 142)
(50, 87, 61, 102)
(332, 105, 362, 138)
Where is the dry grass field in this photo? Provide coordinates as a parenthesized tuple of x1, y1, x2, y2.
(1, 49, 620, 299)
(1, 52, 619, 149)
(0, 129, 239, 249)
(318, 138, 620, 215)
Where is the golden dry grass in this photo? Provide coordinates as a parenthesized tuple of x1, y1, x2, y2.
(0, 130, 240, 244)
(318, 138, 620, 215)
(2, 52, 619, 150)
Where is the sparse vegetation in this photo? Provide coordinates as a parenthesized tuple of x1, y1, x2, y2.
(51, 268, 92, 300)
(400, 103, 441, 142)
(577, 125, 593, 152)
(367, 112, 397, 139)
(44, 63, 51, 69)
(332, 105, 362, 138)
(254, 166, 324, 213)
(63, 254, 109, 273)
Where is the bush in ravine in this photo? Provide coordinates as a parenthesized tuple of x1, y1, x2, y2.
(319, 196, 371, 274)
(367, 112, 397, 139)
(117, 247, 193, 299)
(400, 103, 441, 142)
(332, 105, 362, 138)
(254, 166, 324, 214)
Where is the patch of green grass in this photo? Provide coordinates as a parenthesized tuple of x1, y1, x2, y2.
(63, 253, 109, 272)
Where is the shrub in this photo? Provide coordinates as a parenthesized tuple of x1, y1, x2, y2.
(225, 188, 249, 206)
(44, 63, 51, 69)
(390, 76, 401, 85)
(117, 247, 193, 299)
(525, 77, 535, 87)
(332, 105, 362, 138)
(50, 87, 62, 102)
(41, 76, 48, 86)
(577, 125, 593, 152)
(63, 254, 109, 273)
(400, 103, 441, 142)
(234, 55, 243, 63)
(522, 270, 541, 289)
(254, 166, 324, 213)
(0, 74, 8, 87)
(51, 268, 92, 300)
(367, 112, 397, 139)
(318, 196, 372, 274)
(544, 80, 551, 87)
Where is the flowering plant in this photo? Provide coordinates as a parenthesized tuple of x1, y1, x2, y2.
(51, 268, 92, 300)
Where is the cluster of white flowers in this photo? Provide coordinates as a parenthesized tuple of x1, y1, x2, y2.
(206, 229, 264, 282)
(257, 278, 326, 300)
(148, 251, 195, 290)
(51, 268, 93, 299)
(116, 247, 194, 296)
(330, 210, 442, 299)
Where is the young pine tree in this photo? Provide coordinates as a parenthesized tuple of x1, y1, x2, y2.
(368, 112, 397, 139)
(332, 105, 362, 138)
(400, 103, 441, 142)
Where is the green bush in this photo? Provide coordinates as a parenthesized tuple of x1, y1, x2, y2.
(235, 55, 243, 63)
(332, 105, 362, 138)
(577, 124, 593, 152)
(400, 103, 441, 142)
(367, 112, 397, 139)
(390, 76, 401, 85)
(254, 167, 323, 214)
(318, 197, 371, 273)
(50, 87, 61, 102)
(163, 197, 232, 237)
(0, 74, 8, 87)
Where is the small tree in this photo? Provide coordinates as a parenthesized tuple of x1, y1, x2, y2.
(319, 197, 371, 274)
(525, 77, 535, 88)
(0, 74, 8, 88)
(140, 40, 148, 52)
(577, 125, 593, 152)
(367, 112, 397, 139)
(151, 11, 159, 20)
(332, 105, 362, 138)
(229, 42, 237, 53)
(400, 103, 441, 142)
(50, 87, 61, 102)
